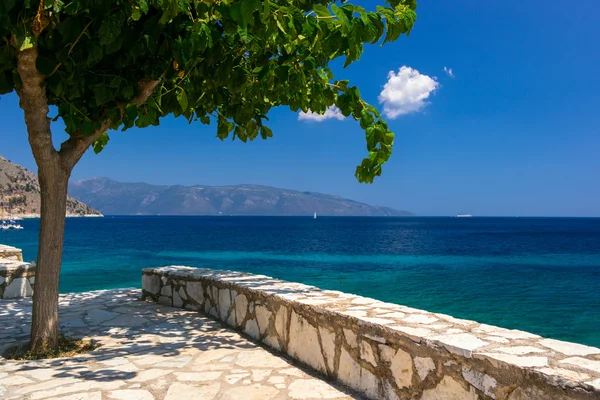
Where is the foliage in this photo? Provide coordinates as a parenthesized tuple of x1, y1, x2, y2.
(0, 0, 417, 182)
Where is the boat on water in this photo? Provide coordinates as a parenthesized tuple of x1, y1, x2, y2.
(0, 198, 24, 230)
(456, 213, 472, 218)
(1, 221, 24, 230)
(313, 212, 317, 219)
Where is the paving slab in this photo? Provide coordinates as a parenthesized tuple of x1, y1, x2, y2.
(0, 288, 360, 400)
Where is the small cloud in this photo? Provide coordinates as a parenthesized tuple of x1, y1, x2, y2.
(378, 66, 439, 119)
(444, 66, 454, 77)
(298, 106, 345, 122)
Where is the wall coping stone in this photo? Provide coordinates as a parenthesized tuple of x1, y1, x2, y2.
(0, 259, 35, 275)
(142, 266, 600, 399)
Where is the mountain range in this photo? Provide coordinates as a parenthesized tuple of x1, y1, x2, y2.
(69, 177, 412, 216)
(0, 156, 101, 218)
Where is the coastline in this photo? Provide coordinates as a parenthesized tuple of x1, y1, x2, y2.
(10, 213, 104, 219)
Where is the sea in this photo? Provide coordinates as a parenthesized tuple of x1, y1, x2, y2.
(3, 216, 600, 347)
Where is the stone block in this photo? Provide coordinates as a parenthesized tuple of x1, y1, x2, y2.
(142, 274, 160, 294)
(218, 289, 231, 322)
(319, 327, 337, 373)
(338, 347, 379, 398)
(421, 376, 478, 400)
(255, 305, 271, 335)
(414, 357, 435, 381)
(288, 311, 326, 373)
(462, 367, 497, 399)
(186, 281, 204, 304)
(235, 294, 248, 327)
(3, 277, 33, 299)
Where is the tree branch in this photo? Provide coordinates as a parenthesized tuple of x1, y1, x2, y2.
(59, 76, 164, 169)
(15, 46, 59, 169)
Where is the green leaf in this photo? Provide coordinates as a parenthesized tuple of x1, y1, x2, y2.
(92, 133, 110, 154)
(94, 83, 110, 106)
(240, 0, 260, 27)
(177, 89, 188, 111)
(99, 17, 122, 45)
(313, 5, 330, 18)
(260, 126, 273, 139)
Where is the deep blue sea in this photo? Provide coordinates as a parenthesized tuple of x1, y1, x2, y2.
(3, 216, 600, 347)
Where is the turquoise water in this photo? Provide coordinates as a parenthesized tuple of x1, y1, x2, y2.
(3, 216, 600, 347)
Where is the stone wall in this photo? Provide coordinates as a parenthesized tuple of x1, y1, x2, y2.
(142, 266, 600, 400)
(0, 245, 35, 299)
(0, 259, 35, 299)
(0, 244, 23, 261)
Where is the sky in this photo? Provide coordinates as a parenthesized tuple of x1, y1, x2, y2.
(1, 0, 599, 217)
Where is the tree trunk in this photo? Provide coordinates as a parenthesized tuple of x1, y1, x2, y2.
(29, 164, 70, 353)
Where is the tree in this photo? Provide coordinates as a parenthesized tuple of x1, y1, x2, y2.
(0, 0, 417, 353)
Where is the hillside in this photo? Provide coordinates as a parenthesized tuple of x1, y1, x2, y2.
(0, 156, 102, 218)
(69, 177, 412, 217)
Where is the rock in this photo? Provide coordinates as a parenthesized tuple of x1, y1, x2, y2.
(343, 328, 357, 348)
(319, 327, 337, 372)
(174, 372, 223, 381)
(160, 285, 172, 297)
(421, 376, 478, 400)
(539, 339, 600, 356)
(130, 369, 174, 382)
(255, 305, 271, 335)
(389, 347, 413, 388)
(559, 357, 600, 373)
(186, 281, 204, 304)
(59, 393, 102, 400)
(476, 353, 548, 368)
(337, 347, 379, 398)
(164, 382, 220, 400)
(427, 333, 488, 358)
(360, 341, 377, 367)
(462, 367, 497, 399)
(107, 389, 154, 400)
(402, 314, 438, 324)
(142, 274, 160, 294)
(379, 345, 395, 363)
(219, 289, 231, 321)
(235, 294, 248, 326)
(219, 384, 278, 400)
(244, 319, 260, 339)
(173, 292, 183, 308)
(178, 287, 187, 300)
(495, 346, 545, 355)
(414, 357, 435, 381)
(275, 306, 288, 343)
(287, 311, 327, 373)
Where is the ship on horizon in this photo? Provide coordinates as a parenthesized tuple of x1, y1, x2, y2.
(456, 213, 472, 218)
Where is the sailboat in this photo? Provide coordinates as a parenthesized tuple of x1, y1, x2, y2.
(313, 212, 317, 219)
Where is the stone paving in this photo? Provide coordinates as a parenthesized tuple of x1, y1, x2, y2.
(0, 289, 361, 400)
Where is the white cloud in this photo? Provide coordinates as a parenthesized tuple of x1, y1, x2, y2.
(298, 106, 345, 122)
(444, 66, 454, 77)
(378, 66, 439, 119)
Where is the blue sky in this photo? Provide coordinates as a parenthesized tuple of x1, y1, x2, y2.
(1, 0, 599, 216)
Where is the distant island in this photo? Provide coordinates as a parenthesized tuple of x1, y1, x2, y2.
(0, 156, 102, 218)
(69, 177, 412, 217)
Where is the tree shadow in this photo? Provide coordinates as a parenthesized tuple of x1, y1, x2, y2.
(0, 288, 363, 399)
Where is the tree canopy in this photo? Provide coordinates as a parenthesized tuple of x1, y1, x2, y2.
(0, 0, 416, 182)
